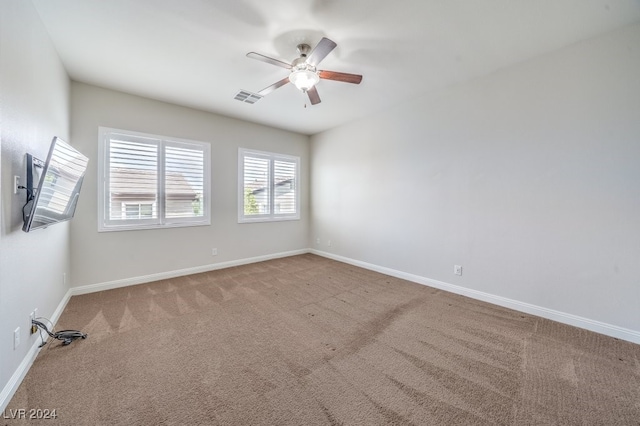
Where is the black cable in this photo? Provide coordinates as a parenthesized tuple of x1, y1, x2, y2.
(18, 185, 34, 223)
(32, 318, 87, 346)
(34, 317, 53, 347)
(18, 185, 32, 199)
(22, 201, 31, 223)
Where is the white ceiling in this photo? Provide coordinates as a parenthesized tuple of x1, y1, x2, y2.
(32, 0, 640, 135)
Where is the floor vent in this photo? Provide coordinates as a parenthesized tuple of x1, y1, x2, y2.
(234, 90, 262, 104)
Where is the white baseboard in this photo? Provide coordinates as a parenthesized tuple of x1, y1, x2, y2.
(0, 288, 73, 413)
(71, 249, 309, 296)
(310, 249, 640, 345)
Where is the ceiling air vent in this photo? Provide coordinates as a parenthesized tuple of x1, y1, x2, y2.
(234, 90, 262, 104)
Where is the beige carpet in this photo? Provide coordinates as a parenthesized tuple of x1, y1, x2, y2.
(6, 254, 640, 425)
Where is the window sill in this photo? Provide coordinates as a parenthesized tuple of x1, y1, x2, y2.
(238, 216, 300, 224)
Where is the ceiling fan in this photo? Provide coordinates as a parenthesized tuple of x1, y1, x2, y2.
(246, 37, 362, 105)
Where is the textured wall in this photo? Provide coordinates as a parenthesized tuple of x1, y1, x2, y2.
(311, 23, 640, 333)
(0, 0, 71, 401)
(70, 82, 309, 287)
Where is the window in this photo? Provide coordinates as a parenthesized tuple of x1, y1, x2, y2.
(98, 127, 210, 231)
(124, 203, 154, 219)
(238, 148, 300, 223)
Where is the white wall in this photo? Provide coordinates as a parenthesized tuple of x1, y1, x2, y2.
(0, 0, 71, 406)
(70, 83, 309, 287)
(311, 23, 640, 335)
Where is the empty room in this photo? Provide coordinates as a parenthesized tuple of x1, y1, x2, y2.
(1, 0, 639, 424)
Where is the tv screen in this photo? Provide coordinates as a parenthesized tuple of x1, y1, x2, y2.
(22, 137, 89, 232)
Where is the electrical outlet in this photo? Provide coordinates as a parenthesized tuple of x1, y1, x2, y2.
(327, 240, 332, 247)
(30, 309, 38, 334)
(14, 327, 20, 349)
(63, 273, 67, 285)
(212, 248, 218, 256)
(454, 265, 462, 276)
(316, 237, 320, 245)
(14, 176, 20, 194)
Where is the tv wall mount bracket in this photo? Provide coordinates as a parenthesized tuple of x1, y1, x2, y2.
(21, 153, 45, 202)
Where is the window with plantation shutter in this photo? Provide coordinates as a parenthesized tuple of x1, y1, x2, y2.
(238, 148, 300, 223)
(98, 127, 210, 232)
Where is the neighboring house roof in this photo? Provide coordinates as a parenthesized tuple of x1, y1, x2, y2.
(110, 168, 198, 200)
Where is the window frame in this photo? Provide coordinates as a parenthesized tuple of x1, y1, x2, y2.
(98, 127, 211, 232)
(238, 148, 300, 223)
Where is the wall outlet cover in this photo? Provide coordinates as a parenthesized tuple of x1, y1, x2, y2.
(14, 327, 21, 349)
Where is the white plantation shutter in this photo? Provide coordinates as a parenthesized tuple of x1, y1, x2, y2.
(165, 142, 205, 220)
(239, 148, 299, 222)
(99, 128, 210, 231)
(274, 160, 296, 214)
(107, 135, 160, 224)
(243, 155, 270, 216)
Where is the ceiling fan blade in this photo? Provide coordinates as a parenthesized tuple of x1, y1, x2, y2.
(258, 77, 290, 96)
(246, 52, 292, 69)
(307, 86, 321, 105)
(319, 70, 363, 84)
(306, 37, 337, 67)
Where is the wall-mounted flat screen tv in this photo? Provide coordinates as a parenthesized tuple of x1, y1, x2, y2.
(22, 137, 89, 232)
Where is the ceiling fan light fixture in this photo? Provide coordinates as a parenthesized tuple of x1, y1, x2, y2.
(289, 69, 319, 92)
(246, 37, 362, 105)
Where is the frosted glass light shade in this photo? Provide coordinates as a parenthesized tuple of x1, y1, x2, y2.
(289, 69, 319, 92)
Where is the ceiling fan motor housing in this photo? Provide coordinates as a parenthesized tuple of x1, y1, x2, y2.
(292, 56, 315, 71)
(296, 43, 312, 57)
